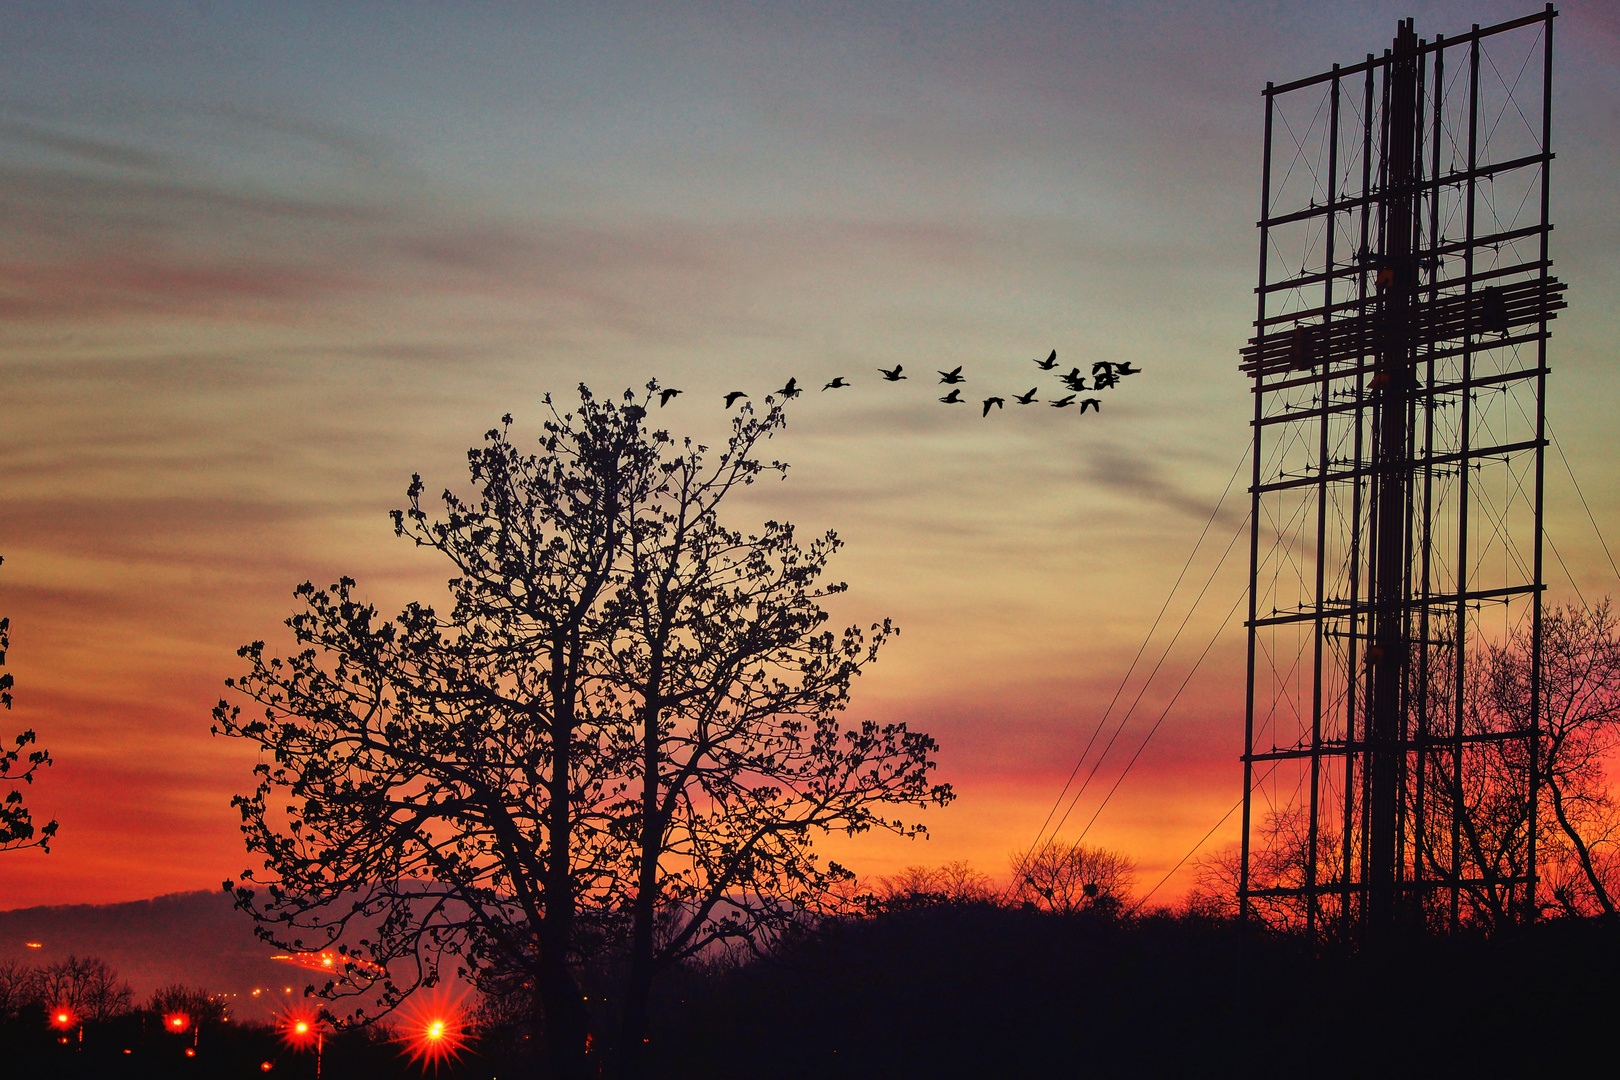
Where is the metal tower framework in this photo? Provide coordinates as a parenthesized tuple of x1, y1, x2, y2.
(1238, 7, 1565, 941)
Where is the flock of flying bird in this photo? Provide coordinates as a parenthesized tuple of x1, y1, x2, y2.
(654, 350, 1143, 418)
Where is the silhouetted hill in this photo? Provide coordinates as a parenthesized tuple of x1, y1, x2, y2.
(0, 890, 298, 1019)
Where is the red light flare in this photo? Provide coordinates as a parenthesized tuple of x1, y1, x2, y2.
(164, 1011, 191, 1033)
(278, 1008, 325, 1050)
(396, 994, 470, 1071)
(49, 1006, 76, 1030)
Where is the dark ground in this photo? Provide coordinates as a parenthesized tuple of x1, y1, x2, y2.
(5, 906, 1618, 1078)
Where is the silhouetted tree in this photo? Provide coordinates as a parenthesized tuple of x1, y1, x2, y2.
(215, 385, 947, 1080)
(1200, 603, 1620, 935)
(1011, 840, 1135, 914)
(1188, 804, 1347, 935)
(874, 861, 997, 907)
(33, 956, 134, 1023)
(0, 958, 38, 1022)
(147, 983, 228, 1027)
(0, 557, 55, 854)
(1429, 601, 1620, 921)
(602, 411, 949, 1078)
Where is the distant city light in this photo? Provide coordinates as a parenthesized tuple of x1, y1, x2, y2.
(24, 942, 42, 949)
(50, 1007, 75, 1030)
(271, 949, 384, 978)
(165, 1012, 191, 1032)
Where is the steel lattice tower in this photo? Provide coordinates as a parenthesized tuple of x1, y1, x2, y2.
(1239, 7, 1565, 941)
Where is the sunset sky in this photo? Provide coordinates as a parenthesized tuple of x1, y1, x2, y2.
(2, 0, 1618, 911)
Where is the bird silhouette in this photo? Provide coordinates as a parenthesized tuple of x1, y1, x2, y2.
(776, 377, 802, 399)
(1115, 361, 1141, 376)
(659, 388, 683, 407)
(982, 396, 1004, 417)
(823, 377, 850, 391)
(878, 365, 906, 381)
(1079, 398, 1101, 413)
(938, 366, 965, 384)
(1050, 394, 1076, 408)
(1014, 387, 1039, 404)
(1091, 361, 1117, 377)
(724, 391, 748, 408)
(1034, 349, 1058, 370)
(940, 389, 964, 404)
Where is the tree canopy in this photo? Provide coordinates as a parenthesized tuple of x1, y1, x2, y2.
(214, 384, 950, 1079)
(0, 556, 55, 855)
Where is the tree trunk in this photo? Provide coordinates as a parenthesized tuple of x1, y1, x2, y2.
(619, 681, 664, 1080)
(541, 639, 592, 1080)
(536, 963, 593, 1080)
(618, 950, 654, 1080)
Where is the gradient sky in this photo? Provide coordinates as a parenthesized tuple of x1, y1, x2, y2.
(2, 0, 1618, 911)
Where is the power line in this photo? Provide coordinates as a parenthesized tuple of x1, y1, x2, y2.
(1132, 796, 1241, 912)
(1006, 446, 1251, 890)
(1046, 515, 1250, 846)
(1070, 580, 1249, 850)
(1131, 759, 1280, 913)
(1548, 417, 1620, 587)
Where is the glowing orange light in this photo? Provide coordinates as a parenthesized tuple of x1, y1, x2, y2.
(261, 1063, 274, 1073)
(50, 1007, 75, 1030)
(397, 995, 469, 1068)
(165, 1011, 191, 1032)
(279, 1009, 323, 1050)
(24, 942, 42, 949)
(185, 1048, 196, 1058)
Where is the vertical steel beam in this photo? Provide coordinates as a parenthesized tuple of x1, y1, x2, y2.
(1526, 2, 1556, 922)
(1451, 24, 1481, 936)
(1367, 19, 1421, 937)
(1361, 47, 1394, 930)
(1342, 55, 1377, 939)
(1396, 38, 1429, 914)
(1411, 36, 1444, 923)
(1240, 83, 1277, 930)
(1306, 69, 1342, 942)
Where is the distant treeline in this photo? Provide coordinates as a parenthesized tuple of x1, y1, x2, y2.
(4, 898, 1620, 1079)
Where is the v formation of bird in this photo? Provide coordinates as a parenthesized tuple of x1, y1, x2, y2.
(653, 348, 1143, 418)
